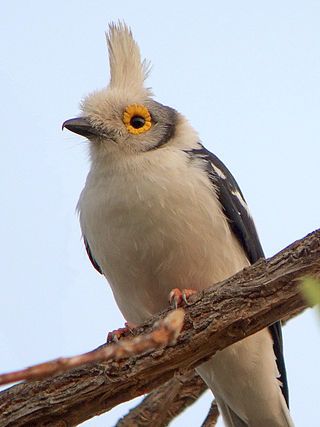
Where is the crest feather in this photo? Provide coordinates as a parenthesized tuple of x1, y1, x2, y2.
(106, 22, 151, 95)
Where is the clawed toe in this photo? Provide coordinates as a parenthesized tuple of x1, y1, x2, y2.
(169, 288, 197, 308)
(107, 321, 137, 343)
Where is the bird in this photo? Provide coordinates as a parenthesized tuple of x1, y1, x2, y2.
(63, 22, 294, 426)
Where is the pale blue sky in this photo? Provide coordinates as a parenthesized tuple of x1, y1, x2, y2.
(1, 1, 319, 426)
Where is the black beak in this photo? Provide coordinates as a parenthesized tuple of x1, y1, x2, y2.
(62, 117, 100, 138)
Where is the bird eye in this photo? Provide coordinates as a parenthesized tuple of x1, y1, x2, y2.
(130, 115, 145, 129)
(123, 104, 152, 134)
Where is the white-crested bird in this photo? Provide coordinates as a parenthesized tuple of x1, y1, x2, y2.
(63, 23, 294, 426)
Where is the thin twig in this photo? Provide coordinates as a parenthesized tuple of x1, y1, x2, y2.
(0, 309, 184, 387)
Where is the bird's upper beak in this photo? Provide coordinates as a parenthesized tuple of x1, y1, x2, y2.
(62, 117, 100, 138)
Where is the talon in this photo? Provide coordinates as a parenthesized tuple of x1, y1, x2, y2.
(169, 288, 197, 308)
(124, 321, 137, 333)
(107, 322, 137, 344)
(169, 288, 182, 308)
(107, 327, 128, 343)
(182, 289, 197, 304)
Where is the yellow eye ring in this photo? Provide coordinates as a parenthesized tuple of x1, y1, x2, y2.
(123, 104, 152, 135)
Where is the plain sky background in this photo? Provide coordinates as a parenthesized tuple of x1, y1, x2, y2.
(1, 1, 319, 426)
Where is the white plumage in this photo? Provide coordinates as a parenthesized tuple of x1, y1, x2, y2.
(78, 122, 247, 322)
(64, 23, 294, 426)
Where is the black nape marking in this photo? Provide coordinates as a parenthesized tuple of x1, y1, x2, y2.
(153, 122, 176, 149)
(149, 107, 177, 150)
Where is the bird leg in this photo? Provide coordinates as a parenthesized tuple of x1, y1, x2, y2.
(169, 288, 197, 308)
(107, 321, 137, 343)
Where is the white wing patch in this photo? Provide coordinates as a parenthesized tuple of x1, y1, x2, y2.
(232, 190, 252, 216)
(211, 162, 227, 180)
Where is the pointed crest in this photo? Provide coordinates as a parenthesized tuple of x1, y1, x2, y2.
(106, 22, 151, 95)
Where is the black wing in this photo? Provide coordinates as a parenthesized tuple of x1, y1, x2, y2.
(84, 236, 103, 275)
(185, 144, 289, 407)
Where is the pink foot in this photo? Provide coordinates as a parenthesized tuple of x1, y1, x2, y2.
(169, 288, 197, 308)
(107, 321, 137, 343)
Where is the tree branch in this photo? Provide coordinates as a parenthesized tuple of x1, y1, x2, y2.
(115, 371, 208, 427)
(201, 400, 220, 427)
(0, 310, 184, 387)
(0, 229, 319, 426)
(118, 303, 307, 427)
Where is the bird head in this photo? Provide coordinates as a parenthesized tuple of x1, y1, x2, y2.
(63, 23, 192, 158)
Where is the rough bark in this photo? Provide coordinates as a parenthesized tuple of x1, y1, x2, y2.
(116, 371, 208, 427)
(201, 400, 220, 427)
(0, 310, 184, 387)
(118, 293, 308, 427)
(0, 229, 319, 427)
